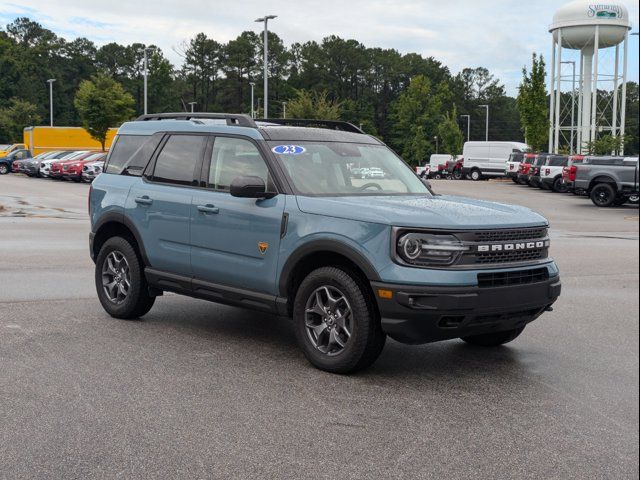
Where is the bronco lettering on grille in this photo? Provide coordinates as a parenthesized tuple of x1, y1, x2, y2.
(477, 240, 549, 252)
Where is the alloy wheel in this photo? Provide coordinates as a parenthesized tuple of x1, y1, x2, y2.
(102, 250, 131, 304)
(593, 185, 612, 206)
(304, 285, 353, 356)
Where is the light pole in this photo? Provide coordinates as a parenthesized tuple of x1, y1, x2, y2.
(282, 101, 287, 119)
(46, 79, 56, 127)
(188, 102, 197, 113)
(561, 60, 576, 154)
(142, 47, 152, 115)
(479, 104, 489, 141)
(249, 82, 256, 118)
(460, 114, 470, 142)
(255, 15, 277, 119)
(433, 136, 439, 154)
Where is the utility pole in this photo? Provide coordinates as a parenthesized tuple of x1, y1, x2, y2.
(255, 15, 277, 118)
(282, 101, 287, 119)
(434, 136, 439, 154)
(479, 104, 489, 141)
(188, 102, 197, 113)
(143, 47, 151, 115)
(460, 114, 470, 142)
(249, 82, 256, 118)
(46, 79, 56, 127)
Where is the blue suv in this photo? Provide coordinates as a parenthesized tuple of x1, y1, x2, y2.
(89, 113, 561, 373)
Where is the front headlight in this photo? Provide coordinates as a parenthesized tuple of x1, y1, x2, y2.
(396, 232, 469, 266)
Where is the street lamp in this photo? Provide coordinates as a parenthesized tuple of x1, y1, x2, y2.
(282, 101, 287, 119)
(188, 102, 197, 113)
(433, 136, 439, 154)
(479, 104, 489, 141)
(249, 82, 256, 118)
(142, 47, 152, 115)
(460, 114, 470, 142)
(561, 60, 576, 154)
(46, 79, 56, 127)
(255, 15, 277, 118)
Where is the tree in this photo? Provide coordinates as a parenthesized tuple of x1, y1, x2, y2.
(586, 134, 624, 155)
(286, 90, 342, 120)
(438, 107, 464, 156)
(0, 98, 41, 142)
(517, 53, 549, 151)
(74, 74, 134, 150)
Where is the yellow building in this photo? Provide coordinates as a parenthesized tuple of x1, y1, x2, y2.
(23, 126, 118, 155)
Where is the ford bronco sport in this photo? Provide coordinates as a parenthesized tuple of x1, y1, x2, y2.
(89, 113, 561, 373)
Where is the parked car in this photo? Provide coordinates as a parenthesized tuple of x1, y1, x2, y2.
(462, 141, 529, 181)
(89, 112, 560, 374)
(47, 151, 93, 178)
(505, 152, 524, 183)
(573, 156, 639, 207)
(0, 143, 27, 159)
(516, 153, 537, 184)
(21, 151, 64, 177)
(561, 155, 585, 194)
(528, 153, 551, 188)
(63, 152, 107, 182)
(415, 161, 430, 178)
(39, 151, 83, 177)
(539, 155, 570, 192)
(429, 154, 452, 179)
(0, 149, 31, 174)
(82, 158, 106, 182)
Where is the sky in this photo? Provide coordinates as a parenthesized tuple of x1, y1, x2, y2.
(1, 0, 638, 96)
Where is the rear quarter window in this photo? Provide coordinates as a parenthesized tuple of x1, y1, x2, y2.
(104, 135, 150, 175)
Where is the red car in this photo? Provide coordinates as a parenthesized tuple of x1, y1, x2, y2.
(50, 151, 100, 179)
(516, 153, 537, 185)
(62, 152, 107, 182)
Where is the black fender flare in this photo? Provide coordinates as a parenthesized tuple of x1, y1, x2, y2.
(278, 239, 380, 297)
(92, 211, 151, 267)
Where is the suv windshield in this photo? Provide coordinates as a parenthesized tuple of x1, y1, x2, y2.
(269, 141, 430, 197)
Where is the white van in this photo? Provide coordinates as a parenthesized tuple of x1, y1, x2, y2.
(461, 141, 529, 181)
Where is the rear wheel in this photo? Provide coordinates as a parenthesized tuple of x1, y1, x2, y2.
(0, 164, 9, 175)
(293, 266, 386, 374)
(462, 326, 525, 347)
(552, 176, 568, 193)
(469, 169, 482, 181)
(452, 169, 463, 180)
(590, 183, 617, 207)
(95, 236, 155, 319)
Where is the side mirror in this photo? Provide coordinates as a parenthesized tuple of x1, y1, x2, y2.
(421, 178, 437, 195)
(230, 175, 276, 199)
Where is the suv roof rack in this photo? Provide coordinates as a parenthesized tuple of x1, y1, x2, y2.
(258, 118, 364, 134)
(135, 113, 257, 128)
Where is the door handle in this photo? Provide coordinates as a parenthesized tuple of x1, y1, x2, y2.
(197, 204, 219, 214)
(134, 196, 153, 206)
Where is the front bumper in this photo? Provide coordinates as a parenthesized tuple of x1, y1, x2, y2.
(517, 173, 530, 183)
(506, 171, 518, 179)
(372, 274, 561, 344)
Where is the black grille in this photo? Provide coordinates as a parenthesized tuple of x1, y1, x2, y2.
(475, 249, 546, 265)
(477, 268, 549, 288)
(473, 228, 547, 242)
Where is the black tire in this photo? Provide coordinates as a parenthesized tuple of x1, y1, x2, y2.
(511, 177, 519, 184)
(433, 173, 442, 180)
(613, 196, 628, 206)
(590, 183, 617, 207)
(95, 236, 155, 319)
(461, 326, 525, 347)
(469, 169, 482, 181)
(0, 163, 9, 175)
(452, 169, 463, 180)
(293, 266, 386, 374)
(552, 176, 568, 193)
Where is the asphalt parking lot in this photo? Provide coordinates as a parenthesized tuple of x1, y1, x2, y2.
(1, 175, 638, 479)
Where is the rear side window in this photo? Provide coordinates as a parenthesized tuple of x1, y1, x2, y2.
(549, 157, 568, 167)
(151, 135, 206, 186)
(105, 135, 148, 174)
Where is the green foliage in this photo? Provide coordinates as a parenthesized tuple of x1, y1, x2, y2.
(0, 98, 41, 142)
(438, 107, 464, 156)
(517, 53, 549, 151)
(286, 90, 342, 120)
(74, 74, 134, 150)
(586, 134, 624, 155)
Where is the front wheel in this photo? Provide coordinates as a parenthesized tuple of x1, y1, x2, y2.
(95, 236, 155, 319)
(461, 326, 525, 347)
(293, 266, 386, 374)
(590, 183, 617, 207)
(0, 163, 9, 175)
(552, 177, 568, 193)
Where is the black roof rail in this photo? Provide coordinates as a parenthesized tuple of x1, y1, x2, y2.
(258, 118, 365, 134)
(135, 113, 257, 128)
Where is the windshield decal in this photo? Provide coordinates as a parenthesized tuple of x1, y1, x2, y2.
(272, 145, 306, 155)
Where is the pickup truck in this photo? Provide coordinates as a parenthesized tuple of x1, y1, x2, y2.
(539, 155, 569, 193)
(573, 156, 639, 207)
(506, 152, 524, 183)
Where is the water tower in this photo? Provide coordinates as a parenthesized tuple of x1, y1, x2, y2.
(549, 0, 632, 154)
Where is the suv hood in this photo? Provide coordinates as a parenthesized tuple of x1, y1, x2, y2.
(296, 195, 548, 230)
